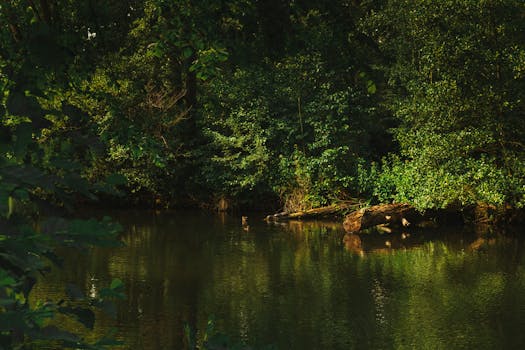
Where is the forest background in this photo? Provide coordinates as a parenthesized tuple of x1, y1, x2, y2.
(2, 0, 524, 213)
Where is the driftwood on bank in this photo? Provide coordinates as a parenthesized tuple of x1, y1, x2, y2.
(265, 201, 363, 221)
(343, 203, 419, 233)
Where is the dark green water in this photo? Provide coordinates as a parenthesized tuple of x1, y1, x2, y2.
(33, 211, 525, 349)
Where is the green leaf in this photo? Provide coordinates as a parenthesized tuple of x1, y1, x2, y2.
(182, 47, 193, 59)
(7, 196, 14, 218)
(367, 80, 377, 94)
(0, 269, 16, 287)
(196, 72, 209, 81)
(99, 279, 125, 300)
(146, 42, 163, 58)
(110, 278, 123, 290)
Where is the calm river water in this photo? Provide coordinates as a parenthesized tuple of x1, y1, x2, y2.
(33, 211, 525, 349)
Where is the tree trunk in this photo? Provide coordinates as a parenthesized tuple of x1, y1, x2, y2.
(343, 203, 417, 233)
(265, 201, 362, 221)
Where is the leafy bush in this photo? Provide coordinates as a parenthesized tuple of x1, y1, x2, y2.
(363, 155, 525, 211)
(198, 49, 382, 209)
(360, 0, 525, 210)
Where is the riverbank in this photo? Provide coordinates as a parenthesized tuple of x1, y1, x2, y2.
(264, 202, 525, 232)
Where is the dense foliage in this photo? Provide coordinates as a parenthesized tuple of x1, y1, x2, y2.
(362, 0, 525, 209)
(3, 0, 522, 212)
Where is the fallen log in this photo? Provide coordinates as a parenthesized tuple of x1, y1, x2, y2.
(265, 201, 362, 221)
(343, 203, 419, 233)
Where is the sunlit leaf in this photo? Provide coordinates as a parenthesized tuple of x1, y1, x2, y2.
(367, 80, 377, 94)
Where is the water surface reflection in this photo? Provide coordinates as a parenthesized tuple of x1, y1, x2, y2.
(33, 211, 525, 349)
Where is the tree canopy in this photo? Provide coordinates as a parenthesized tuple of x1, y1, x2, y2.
(3, 0, 523, 213)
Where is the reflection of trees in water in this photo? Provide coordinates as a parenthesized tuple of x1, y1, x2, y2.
(118, 221, 525, 349)
(33, 214, 525, 349)
(343, 233, 364, 256)
(341, 225, 518, 257)
(267, 219, 343, 238)
(109, 218, 215, 348)
(354, 236, 525, 349)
